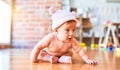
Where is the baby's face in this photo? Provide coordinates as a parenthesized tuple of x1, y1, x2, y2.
(56, 21, 77, 43)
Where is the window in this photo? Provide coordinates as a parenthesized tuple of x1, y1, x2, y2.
(0, 0, 11, 44)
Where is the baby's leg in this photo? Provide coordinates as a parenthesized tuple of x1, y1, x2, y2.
(58, 51, 73, 63)
(58, 56, 72, 63)
(38, 50, 58, 63)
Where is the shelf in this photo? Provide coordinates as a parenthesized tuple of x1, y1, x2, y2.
(77, 17, 95, 45)
(81, 18, 93, 29)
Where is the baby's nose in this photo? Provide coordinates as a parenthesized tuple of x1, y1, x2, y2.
(69, 33, 74, 38)
(69, 31, 74, 36)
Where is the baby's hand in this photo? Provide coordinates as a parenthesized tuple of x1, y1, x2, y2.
(30, 57, 39, 63)
(85, 59, 97, 65)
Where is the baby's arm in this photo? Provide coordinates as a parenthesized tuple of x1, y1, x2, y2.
(30, 42, 45, 63)
(30, 34, 52, 63)
(78, 49, 97, 64)
(72, 39, 97, 64)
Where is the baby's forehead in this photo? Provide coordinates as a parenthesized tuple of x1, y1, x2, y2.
(66, 20, 77, 23)
(62, 21, 77, 27)
(56, 20, 77, 29)
(64, 20, 77, 25)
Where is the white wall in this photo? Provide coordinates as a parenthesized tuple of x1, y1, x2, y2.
(70, 0, 120, 23)
(68, 0, 120, 37)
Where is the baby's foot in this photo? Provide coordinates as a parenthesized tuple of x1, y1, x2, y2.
(38, 50, 58, 63)
(50, 56, 58, 64)
(38, 50, 47, 60)
(58, 56, 72, 63)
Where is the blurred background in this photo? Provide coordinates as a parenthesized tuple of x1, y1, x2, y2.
(0, 0, 120, 49)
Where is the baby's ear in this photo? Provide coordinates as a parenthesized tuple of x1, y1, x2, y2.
(54, 29, 58, 32)
(72, 11, 77, 18)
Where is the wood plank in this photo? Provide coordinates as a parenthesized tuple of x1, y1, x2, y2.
(0, 48, 120, 70)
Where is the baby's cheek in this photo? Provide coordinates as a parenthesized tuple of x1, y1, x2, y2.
(63, 31, 68, 34)
(61, 34, 68, 38)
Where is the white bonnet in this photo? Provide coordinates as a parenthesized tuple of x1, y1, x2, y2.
(49, 7, 77, 30)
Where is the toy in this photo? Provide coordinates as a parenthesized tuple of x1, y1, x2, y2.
(91, 44, 98, 50)
(102, 48, 108, 51)
(108, 43, 113, 52)
(109, 47, 113, 52)
(80, 43, 87, 50)
(115, 48, 120, 57)
(99, 44, 106, 48)
(98, 23, 119, 49)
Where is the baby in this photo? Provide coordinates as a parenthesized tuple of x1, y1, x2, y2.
(30, 7, 97, 64)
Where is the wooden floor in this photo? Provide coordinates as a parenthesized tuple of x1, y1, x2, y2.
(0, 48, 120, 70)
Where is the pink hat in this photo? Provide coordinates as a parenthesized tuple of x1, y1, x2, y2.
(49, 7, 77, 30)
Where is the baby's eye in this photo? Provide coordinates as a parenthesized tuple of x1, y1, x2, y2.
(73, 29, 75, 32)
(63, 29, 69, 32)
(65, 29, 69, 32)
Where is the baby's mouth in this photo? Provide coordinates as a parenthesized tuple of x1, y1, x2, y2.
(62, 38, 72, 43)
(68, 38, 72, 40)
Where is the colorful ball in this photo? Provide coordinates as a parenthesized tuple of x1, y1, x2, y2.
(80, 43, 86, 47)
(109, 47, 113, 52)
(95, 44, 98, 48)
(102, 48, 108, 51)
(108, 43, 113, 47)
